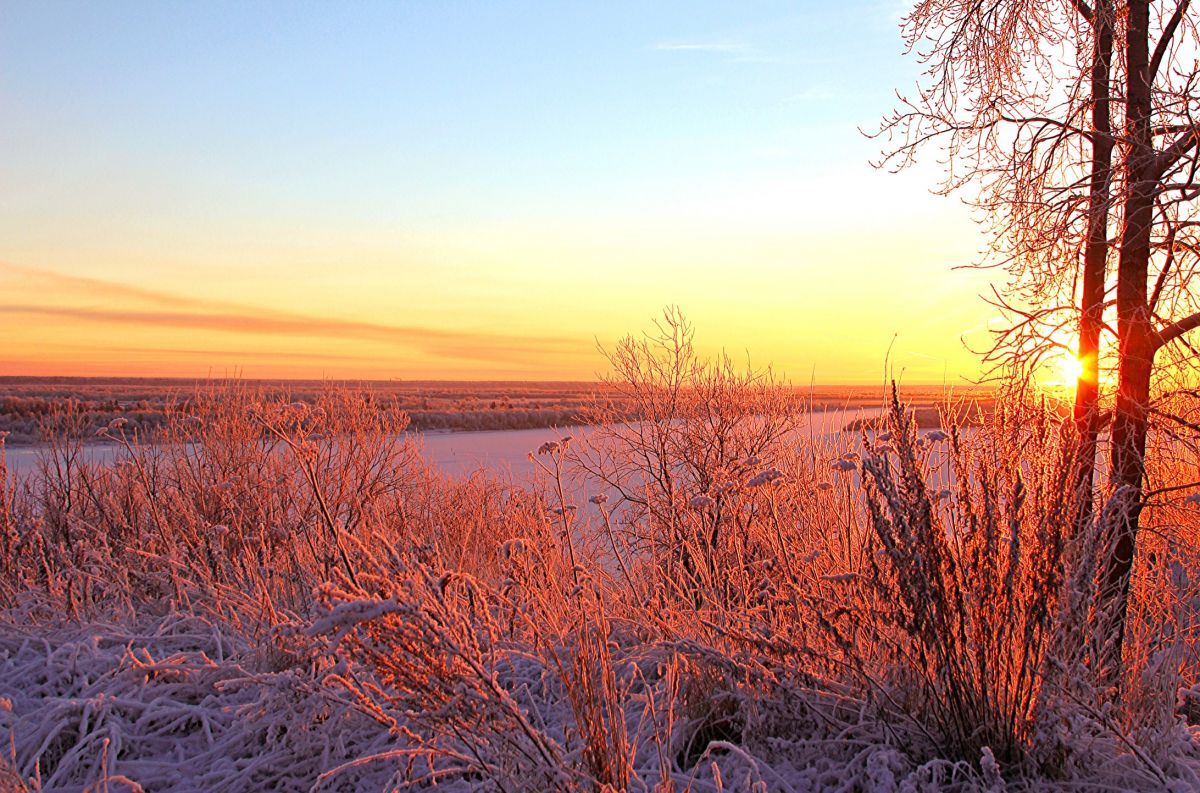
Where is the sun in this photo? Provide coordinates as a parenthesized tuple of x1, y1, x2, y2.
(1060, 353, 1085, 386)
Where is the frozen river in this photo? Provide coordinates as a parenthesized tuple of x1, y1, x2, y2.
(3, 408, 883, 484)
(1, 425, 578, 482)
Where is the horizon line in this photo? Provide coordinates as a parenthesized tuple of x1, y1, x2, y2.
(0, 373, 992, 389)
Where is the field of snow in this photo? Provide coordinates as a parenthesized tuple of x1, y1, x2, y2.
(1, 382, 1197, 792)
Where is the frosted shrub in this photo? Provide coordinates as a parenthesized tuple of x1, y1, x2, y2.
(0, 385, 477, 624)
(811, 390, 1082, 769)
(573, 308, 825, 609)
(314, 564, 574, 790)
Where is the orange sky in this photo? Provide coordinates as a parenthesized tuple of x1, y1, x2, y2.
(1, 182, 995, 384)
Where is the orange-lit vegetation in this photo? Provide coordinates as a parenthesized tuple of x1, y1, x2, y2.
(0, 377, 979, 445)
(1, 315, 1197, 790)
(0, 379, 605, 444)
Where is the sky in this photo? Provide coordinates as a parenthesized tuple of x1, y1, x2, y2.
(0, 0, 997, 384)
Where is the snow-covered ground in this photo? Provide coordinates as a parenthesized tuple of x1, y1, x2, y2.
(4, 605, 1196, 792)
(4, 399, 1197, 792)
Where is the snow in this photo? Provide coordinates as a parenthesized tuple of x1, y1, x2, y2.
(3, 597, 1197, 792)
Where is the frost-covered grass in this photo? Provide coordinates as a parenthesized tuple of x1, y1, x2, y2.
(0, 613, 398, 792)
(2, 321, 1200, 791)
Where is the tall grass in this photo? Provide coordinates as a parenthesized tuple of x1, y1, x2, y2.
(1, 331, 1199, 790)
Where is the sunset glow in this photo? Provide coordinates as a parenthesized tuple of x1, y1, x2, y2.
(0, 1, 991, 384)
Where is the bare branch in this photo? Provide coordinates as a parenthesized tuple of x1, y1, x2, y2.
(1149, 0, 1190, 82)
(1155, 310, 1200, 348)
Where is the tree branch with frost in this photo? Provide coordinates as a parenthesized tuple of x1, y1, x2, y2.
(1155, 310, 1200, 349)
(1155, 125, 1200, 173)
(1149, 0, 1190, 83)
(1148, 406, 1200, 434)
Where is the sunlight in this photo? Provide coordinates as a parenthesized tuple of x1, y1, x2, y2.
(1061, 352, 1085, 386)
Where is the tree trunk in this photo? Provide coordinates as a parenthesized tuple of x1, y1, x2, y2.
(1073, 0, 1114, 531)
(1100, 0, 1155, 690)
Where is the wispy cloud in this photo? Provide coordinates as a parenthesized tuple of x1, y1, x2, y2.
(0, 264, 587, 366)
(782, 86, 836, 103)
(3, 264, 223, 311)
(652, 39, 789, 65)
(653, 42, 745, 54)
(25, 341, 388, 364)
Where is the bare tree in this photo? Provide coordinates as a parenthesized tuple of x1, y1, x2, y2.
(1101, 0, 1200, 680)
(880, 0, 1200, 687)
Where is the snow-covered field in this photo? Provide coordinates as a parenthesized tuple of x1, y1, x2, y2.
(4, 598, 1195, 792)
(2, 384, 1199, 792)
(2, 408, 881, 482)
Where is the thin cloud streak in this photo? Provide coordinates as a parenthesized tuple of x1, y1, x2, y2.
(653, 42, 744, 53)
(27, 342, 391, 364)
(652, 40, 786, 65)
(0, 304, 581, 365)
(2, 264, 224, 311)
(0, 265, 587, 366)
